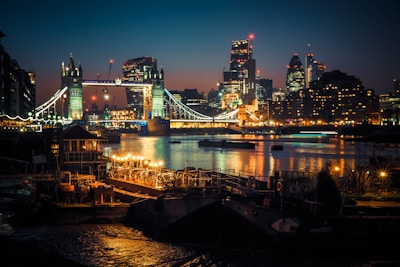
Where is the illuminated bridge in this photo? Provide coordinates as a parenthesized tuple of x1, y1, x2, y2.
(20, 79, 259, 128)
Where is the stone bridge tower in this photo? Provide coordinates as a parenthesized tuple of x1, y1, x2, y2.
(61, 53, 83, 121)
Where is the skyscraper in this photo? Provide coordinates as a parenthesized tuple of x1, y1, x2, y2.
(222, 35, 257, 109)
(0, 31, 36, 118)
(286, 53, 305, 93)
(305, 44, 326, 89)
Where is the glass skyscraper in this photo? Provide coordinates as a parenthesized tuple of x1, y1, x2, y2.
(286, 53, 305, 93)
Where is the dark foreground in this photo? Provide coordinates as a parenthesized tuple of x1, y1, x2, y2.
(2, 222, 400, 267)
(2, 201, 400, 267)
(0, 236, 87, 267)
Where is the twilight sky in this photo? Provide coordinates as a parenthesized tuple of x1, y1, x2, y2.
(1, 0, 399, 109)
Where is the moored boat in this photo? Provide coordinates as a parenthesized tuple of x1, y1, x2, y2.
(104, 163, 224, 237)
(271, 144, 283, 151)
(220, 170, 400, 240)
(52, 171, 130, 224)
(168, 140, 181, 144)
(198, 139, 256, 149)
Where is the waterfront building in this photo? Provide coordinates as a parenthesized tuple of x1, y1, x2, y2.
(257, 79, 273, 122)
(61, 124, 109, 178)
(285, 88, 313, 124)
(379, 93, 400, 125)
(270, 68, 379, 126)
(286, 53, 305, 93)
(310, 70, 379, 124)
(0, 31, 36, 119)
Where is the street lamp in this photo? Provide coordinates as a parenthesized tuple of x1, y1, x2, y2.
(379, 170, 389, 189)
(112, 155, 117, 168)
(334, 166, 340, 178)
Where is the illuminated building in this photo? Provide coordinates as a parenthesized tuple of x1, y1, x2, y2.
(0, 31, 36, 119)
(221, 35, 257, 109)
(305, 44, 326, 89)
(310, 70, 379, 124)
(286, 53, 305, 93)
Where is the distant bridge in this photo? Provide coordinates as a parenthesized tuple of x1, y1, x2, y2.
(5, 79, 258, 127)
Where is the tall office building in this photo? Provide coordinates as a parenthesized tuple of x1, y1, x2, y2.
(286, 53, 305, 93)
(305, 45, 314, 89)
(222, 35, 257, 109)
(121, 56, 164, 119)
(305, 44, 326, 88)
(0, 31, 36, 118)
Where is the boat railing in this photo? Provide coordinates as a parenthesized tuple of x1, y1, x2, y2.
(174, 169, 222, 189)
(70, 172, 97, 185)
(107, 165, 317, 196)
(30, 173, 57, 182)
(218, 170, 318, 198)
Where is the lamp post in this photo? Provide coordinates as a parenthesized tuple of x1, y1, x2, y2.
(334, 166, 340, 178)
(112, 155, 116, 168)
(379, 170, 388, 190)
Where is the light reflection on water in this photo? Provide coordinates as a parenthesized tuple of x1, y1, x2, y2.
(1, 223, 199, 266)
(105, 134, 375, 178)
(2, 134, 400, 266)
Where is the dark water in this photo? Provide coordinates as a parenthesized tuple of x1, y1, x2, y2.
(2, 215, 400, 266)
(1, 134, 400, 266)
(105, 133, 384, 178)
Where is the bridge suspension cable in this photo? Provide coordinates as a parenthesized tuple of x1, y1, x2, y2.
(164, 88, 212, 120)
(6, 82, 256, 127)
(34, 86, 68, 116)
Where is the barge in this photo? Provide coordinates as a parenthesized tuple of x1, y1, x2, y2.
(104, 165, 226, 237)
(198, 139, 256, 149)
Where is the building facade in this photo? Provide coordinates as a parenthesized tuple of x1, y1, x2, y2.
(304, 44, 326, 89)
(0, 31, 36, 119)
(286, 53, 305, 93)
(221, 36, 258, 110)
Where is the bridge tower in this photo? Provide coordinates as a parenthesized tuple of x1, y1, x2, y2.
(61, 54, 83, 121)
(150, 67, 165, 119)
(122, 56, 165, 120)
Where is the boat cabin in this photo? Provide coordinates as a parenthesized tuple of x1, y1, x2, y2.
(61, 124, 110, 178)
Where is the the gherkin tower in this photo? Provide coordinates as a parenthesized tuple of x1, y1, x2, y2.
(286, 53, 305, 93)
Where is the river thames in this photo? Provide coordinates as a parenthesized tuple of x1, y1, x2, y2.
(2, 133, 400, 266)
(104, 133, 379, 179)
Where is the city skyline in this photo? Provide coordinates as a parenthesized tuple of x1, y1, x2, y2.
(1, 0, 399, 108)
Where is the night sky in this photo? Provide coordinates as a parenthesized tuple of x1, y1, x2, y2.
(1, 0, 399, 108)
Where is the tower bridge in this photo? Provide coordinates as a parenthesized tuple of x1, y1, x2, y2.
(9, 55, 259, 133)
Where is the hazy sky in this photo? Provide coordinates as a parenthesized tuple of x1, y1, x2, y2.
(1, 0, 399, 109)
